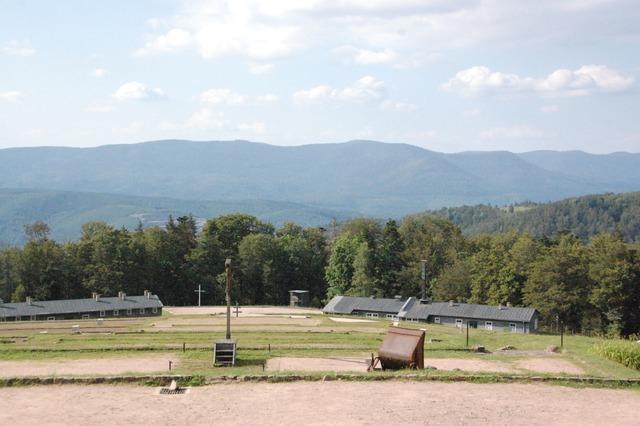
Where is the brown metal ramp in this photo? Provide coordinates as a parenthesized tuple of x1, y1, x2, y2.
(371, 326, 425, 370)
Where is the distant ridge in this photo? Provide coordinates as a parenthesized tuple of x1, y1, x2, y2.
(0, 139, 639, 219)
(430, 191, 640, 242)
(0, 188, 355, 246)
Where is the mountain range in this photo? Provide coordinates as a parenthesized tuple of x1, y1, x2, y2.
(0, 139, 639, 244)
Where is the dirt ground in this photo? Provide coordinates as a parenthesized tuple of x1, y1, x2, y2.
(425, 358, 515, 373)
(328, 317, 375, 323)
(268, 356, 585, 375)
(0, 318, 145, 335)
(1, 382, 639, 425)
(0, 354, 177, 377)
(267, 357, 370, 372)
(514, 358, 585, 375)
(164, 306, 321, 316)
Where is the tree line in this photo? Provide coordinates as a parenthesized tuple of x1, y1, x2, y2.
(1, 213, 639, 336)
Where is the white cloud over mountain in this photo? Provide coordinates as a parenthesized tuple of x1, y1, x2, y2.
(293, 76, 386, 103)
(443, 65, 634, 97)
(480, 125, 546, 140)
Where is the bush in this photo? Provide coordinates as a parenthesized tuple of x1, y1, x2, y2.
(594, 340, 640, 371)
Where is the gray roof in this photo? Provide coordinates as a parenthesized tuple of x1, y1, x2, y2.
(0, 294, 163, 319)
(401, 301, 537, 323)
(322, 295, 409, 315)
(323, 296, 537, 323)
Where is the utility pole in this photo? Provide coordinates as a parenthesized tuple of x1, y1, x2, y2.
(420, 259, 428, 301)
(194, 284, 206, 307)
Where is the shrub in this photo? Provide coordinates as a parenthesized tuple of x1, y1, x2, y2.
(593, 340, 640, 371)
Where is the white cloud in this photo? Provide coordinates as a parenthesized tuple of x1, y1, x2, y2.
(248, 62, 274, 74)
(137, 0, 640, 66)
(256, 94, 279, 103)
(185, 108, 227, 129)
(335, 46, 397, 65)
(0, 91, 23, 101)
(480, 125, 546, 140)
(353, 48, 396, 65)
(237, 121, 266, 134)
(443, 65, 634, 97)
(198, 89, 279, 106)
(112, 121, 144, 136)
(200, 89, 247, 105)
(1, 40, 35, 56)
(163, 108, 268, 137)
(293, 75, 386, 103)
(113, 82, 166, 101)
(540, 105, 560, 113)
(135, 28, 192, 56)
(94, 68, 108, 78)
(380, 100, 417, 112)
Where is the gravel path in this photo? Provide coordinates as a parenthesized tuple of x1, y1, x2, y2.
(1, 382, 639, 425)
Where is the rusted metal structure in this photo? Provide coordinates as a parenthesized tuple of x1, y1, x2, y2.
(370, 326, 425, 370)
(214, 258, 237, 366)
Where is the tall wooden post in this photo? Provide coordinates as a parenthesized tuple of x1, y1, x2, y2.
(214, 258, 237, 366)
(225, 258, 232, 340)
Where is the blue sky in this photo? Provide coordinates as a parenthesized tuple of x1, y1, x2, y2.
(1, 0, 639, 153)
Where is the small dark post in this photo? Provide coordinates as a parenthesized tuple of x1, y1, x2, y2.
(560, 321, 564, 348)
(236, 301, 239, 318)
(183, 342, 186, 353)
(466, 321, 469, 347)
(169, 360, 172, 371)
(420, 260, 428, 301)
(268, 343, 271, 353)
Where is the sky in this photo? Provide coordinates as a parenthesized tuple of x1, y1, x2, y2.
(1, 0, 639, 153)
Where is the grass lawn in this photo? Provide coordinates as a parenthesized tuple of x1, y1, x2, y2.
(0, 310, 638, 382)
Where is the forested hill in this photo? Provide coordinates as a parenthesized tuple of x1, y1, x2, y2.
(0, 188, 354, 246)
(431, 192, 640, 242)
(0, 140, 639, 217)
